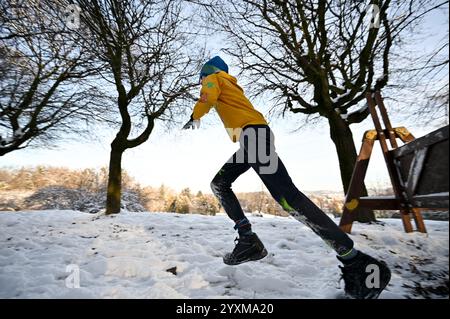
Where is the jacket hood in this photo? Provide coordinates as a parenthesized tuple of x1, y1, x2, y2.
(217, 71, 237, 84)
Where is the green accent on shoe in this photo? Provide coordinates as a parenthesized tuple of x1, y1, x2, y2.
(337, 248, 359, 262)
(279, 197, 294, 212)
(218, 169, 225, 176)
(340, 248, 356, 258)
(206, 81, 215, 88)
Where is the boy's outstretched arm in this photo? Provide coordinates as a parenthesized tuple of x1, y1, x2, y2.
(182, 74, 221, 130)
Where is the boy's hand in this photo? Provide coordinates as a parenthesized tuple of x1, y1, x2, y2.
(182, 115, 200, 130)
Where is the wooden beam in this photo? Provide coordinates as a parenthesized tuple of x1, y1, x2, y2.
(358, 196, 401, 210)
(412, 192, 450, 209)
(339, 136, 375, 233)
(392, 125, 449, 158)
(405, 148, 428, 201)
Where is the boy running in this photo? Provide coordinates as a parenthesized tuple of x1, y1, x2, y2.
(183, 56, 391, 299)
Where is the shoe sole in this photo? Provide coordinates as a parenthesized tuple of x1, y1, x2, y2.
(343, 261, 392, 299)
(223, 248, 268, 266)
(364, 266, 392, 299)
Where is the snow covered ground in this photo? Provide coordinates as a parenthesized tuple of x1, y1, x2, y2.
(0, 210, 448, 299)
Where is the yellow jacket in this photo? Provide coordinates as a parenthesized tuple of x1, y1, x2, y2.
(192, 71, 267, 142)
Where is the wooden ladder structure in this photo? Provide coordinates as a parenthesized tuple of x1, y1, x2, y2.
(339, 91, 427, 234)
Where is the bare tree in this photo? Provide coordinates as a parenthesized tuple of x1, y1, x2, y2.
(197, 0, 445, 222)
(71, 0, 203, 214)
(393, 3, 449, 126)
(0, 0, 105, 156)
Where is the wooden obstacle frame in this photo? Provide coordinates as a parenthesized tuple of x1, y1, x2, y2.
(339, 91, 449, 234)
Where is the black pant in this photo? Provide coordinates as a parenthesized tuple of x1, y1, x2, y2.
(211, 125, 354, 255)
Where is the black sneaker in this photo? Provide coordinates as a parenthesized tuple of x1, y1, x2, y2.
(338, 251, 391, 299)
(223, 233, 268, 265)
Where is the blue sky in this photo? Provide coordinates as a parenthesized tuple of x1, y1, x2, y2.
(1, 3, 448, 194)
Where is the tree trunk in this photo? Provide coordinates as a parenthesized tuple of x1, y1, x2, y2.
(106, 142, 124, 215)
(328, 112, 376, 223)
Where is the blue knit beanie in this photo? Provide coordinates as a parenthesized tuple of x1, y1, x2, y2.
(199, 56, 229, 80)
